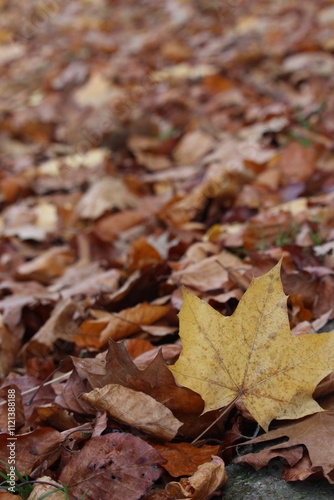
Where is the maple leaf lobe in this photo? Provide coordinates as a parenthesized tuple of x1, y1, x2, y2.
(170, 262, 334, 430)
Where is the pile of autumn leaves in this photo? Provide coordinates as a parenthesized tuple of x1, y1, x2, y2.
(1, 261, 334, 499)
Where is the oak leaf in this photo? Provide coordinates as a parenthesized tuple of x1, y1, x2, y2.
(234, 410, 334, 483)
(170, 262, 334, 430)
(65, 340, 204, 422)
(151, 442, 220, 477)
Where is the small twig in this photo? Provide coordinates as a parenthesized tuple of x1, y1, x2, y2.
(26, 367, 73, 406)
(0, 371, 72, 408)
(15, 479, 64, 489)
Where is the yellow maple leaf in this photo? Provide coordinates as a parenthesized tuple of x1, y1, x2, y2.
(170, 261, 334, 430)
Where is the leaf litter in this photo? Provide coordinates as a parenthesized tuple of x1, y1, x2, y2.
(1, 0, 334, 498)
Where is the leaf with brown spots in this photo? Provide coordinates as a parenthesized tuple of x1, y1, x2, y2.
(59, 433, 165, 500)
(170, 261, 334, 430)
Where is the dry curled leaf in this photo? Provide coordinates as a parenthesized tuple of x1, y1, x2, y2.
(83, 384, 182, 440)
(234, 410, 334, 483)
(67, 340, 204, 422)
(27, 476, 66, 500)
(166, 456, 227, 499)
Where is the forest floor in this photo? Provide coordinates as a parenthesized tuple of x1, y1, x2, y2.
(1, 0, 334, 499)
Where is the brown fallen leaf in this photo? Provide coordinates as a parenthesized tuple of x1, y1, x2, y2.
(0, 167, 34, 204)
(0, 376, 55, 429)
(170, 261, 334, 430)
(133, 344, 181, 368)
(35, 406, 80, 432)
(73, 72, 119, 107)
(15, 247, 74, 284)
(124, 338, 155, 360)
(151, 442, 220, 477)
(49, 264, 120, 299)
(133, 150, 172, 171)
(170, 251, 248, 293)
(0, 281, 57, 335)
(21, 299, 82, 359)
(55, 369, 97, 415)
(83, 384, 182, 440)
(0, 428, 62, 475)
(128, 236, 164, 270)
(76, 176, 139, 219)
(278, 140, 318, 183)
(68, 340, 204, 422)
(161, 172, 245, 226)
(93, 210, 147, 242)
(173, 131, 214, 165)
(234, 410, 334, 483)
(166, 456, 227, 499)
(0, 384, 25, 433)
(76, 303, 170, 348)
(59, 433, 165, 500)
(0, 492, 17, 499)
(0, 323, 20, 378)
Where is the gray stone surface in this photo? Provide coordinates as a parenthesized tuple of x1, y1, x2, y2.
(220, 463, 333, 499)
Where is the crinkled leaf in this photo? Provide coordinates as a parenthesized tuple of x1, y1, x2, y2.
(234, 410, 334, 483)
(59, 433, 165, 500)
(83, 384, 182, 440)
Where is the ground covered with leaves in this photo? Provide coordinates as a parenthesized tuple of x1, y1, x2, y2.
(1, 0, 334, 498)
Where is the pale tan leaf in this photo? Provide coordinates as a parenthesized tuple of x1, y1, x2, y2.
(76, 177, 139, 219)
(27, 476, 66, 500)
(83, 384, 182, 440)
(166, 456, 228, 499)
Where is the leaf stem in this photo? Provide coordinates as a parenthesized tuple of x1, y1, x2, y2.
(0, 371, 72, 408)
(191, 397, 239, 445)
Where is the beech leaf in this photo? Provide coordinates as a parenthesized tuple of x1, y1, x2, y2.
(170, 261, 334, 430)
(82, 384, 182, 440)
(59, 433, 165, 500)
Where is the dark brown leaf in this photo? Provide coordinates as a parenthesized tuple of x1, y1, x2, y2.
(59, 433, 165, 500)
